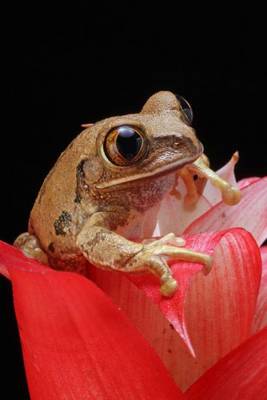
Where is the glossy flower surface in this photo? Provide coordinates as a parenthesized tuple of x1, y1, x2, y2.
(0, 159, 267, 399)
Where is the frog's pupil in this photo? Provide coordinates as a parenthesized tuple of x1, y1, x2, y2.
(116, 126, 142, 160)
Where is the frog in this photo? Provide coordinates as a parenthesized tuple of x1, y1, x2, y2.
(14, 91, 241, 296)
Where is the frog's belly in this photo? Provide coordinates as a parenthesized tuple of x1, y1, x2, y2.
(115, 203, 161, 240)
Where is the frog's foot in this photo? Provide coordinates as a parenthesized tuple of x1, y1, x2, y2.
(142, 232, 186, 247)
(188, 153, 241, 206)
(126, 239, 212, 297)
(14, 232, 48, 264)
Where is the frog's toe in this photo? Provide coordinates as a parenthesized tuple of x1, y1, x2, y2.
(160, 275, 178, 297)
(145, 233, 185, 247)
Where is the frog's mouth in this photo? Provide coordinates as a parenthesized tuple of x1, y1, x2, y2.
(95, 152, 202, 191)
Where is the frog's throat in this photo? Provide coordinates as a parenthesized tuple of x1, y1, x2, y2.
(95, 155, 200, 190)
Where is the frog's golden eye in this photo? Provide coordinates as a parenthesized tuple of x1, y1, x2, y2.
(176, 95, 193, 125)
(104, 125, 146, 166)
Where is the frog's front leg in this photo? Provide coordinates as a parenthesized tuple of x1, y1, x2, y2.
(189, 154, 241, 205)
(177, 153, 241, 208)
(76, 212, 212, 297)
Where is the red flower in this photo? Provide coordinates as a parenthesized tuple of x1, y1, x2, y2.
(1, 159, 267, 399)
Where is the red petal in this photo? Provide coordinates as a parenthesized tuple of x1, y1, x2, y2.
(90, 229, 261, 390)
(0, 241, 47, 275)
(185, 177, 267, 245)
(203, 152, 239, 206)
(0, 262, 9, 278)
(186, 327, 267, 400)
(0, 241, 183, 400)
(252, 246, 267, 333)
(128, 233, 224, 352)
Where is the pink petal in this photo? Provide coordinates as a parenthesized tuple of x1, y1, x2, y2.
(154, 177, 211, 236)
(252, 246, 267, 333)
(186, 327, 267, 400)
(238, 176, 260, 189)
(185, 177, 267, 245)
(90, 228, 261, 391)
(203, 152, 239, 206)
(0, 241, 183, 400)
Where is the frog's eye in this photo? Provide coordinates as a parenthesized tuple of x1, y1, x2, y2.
(176, 95, 193, 125)
(104, 125, 146, 166)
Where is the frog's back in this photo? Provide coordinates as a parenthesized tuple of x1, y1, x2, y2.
(29, 127, 97, 258)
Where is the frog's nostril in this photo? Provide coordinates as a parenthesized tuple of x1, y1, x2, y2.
(173, 141, 182, 148)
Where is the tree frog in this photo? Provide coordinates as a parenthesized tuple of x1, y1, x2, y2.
(15, 91, 241, 296)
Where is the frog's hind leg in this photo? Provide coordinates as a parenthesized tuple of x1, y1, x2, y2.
(14, 232, 48, 264)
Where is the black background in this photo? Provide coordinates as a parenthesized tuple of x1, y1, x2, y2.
(1, 4, 266, 398)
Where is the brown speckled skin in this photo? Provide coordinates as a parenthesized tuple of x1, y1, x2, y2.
(26, 91, 203, 272)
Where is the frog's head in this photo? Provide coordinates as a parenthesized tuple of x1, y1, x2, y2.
(94, 91, 203, 190)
